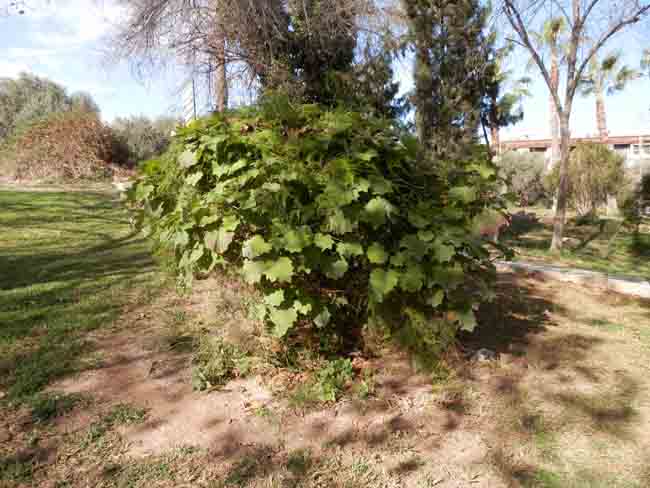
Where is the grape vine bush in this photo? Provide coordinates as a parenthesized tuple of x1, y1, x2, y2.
(130, 99, 506, 357)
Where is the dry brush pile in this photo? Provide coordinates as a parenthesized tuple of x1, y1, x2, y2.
(0, 111, 125, 181)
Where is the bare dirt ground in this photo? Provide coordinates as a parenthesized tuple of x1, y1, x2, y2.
(3, 270, 650, 488)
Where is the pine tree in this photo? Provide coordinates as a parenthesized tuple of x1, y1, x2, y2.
(402, 0, 496, 162)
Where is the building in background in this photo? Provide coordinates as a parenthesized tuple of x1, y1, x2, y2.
(500, 134, 650, 178)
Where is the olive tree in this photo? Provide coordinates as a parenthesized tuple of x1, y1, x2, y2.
(546, 142, 625, 217)
(0, 73, 100, 141)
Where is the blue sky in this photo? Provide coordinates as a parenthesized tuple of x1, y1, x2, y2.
(2, 0, 649, 138)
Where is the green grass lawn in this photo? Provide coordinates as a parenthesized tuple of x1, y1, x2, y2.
(0, 187, 161, 405)
(503, 208, 650, 280)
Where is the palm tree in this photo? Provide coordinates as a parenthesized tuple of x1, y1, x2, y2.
(580, 53, 639, 141)
(529, 18, 567, 170)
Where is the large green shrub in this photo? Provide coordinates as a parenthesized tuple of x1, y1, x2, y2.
(130, 101, 504, 359)
(497, 151, 547, 206)
(621, 174, 650, 232)
(111, 115, 178, 166)
(546, 142, 625, 216)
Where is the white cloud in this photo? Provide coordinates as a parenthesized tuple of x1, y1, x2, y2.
(27, 0, 126, 48)
(0, 60, 33, 78)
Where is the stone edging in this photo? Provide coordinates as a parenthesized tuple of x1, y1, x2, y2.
(496, 261, 650, 299)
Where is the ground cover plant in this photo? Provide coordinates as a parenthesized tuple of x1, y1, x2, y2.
(130, 99, 506, 363)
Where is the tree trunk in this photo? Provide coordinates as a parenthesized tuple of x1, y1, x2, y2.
(596, 91, 608, 141)
(491, 126, 500, 156)
(549, 56, 560, 171)
(214, 37, 228, 112)
(550, 115, 571, 252)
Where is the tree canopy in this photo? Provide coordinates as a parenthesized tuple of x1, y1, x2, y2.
(0, 73, 100, 141)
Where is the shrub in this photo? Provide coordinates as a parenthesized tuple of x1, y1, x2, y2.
(621, 174, 650, 232)
(111, 115, 178, 166)
(496, 151, 547, 206)
(130, 101, 504, 362)
(546, 142, 625, 216)
(0, 111, 118, 181)
(191, 334, 250, 390)
(0, 72, 100, 142)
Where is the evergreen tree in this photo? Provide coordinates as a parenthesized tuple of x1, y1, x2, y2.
(279, 0, 357, 106)
(402, 0, 496, 163)
(328, 39, 409, 121)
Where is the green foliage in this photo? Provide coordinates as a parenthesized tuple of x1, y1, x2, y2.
(497, 151, 548, 206)
(104, 403, 148, 425)
(271, 0, 356, 106)
(546, 142, 625, 216)
(402, 0, 497, 159)
(312, 358, 354, 402)
(111, 115, 179, 166)
(621, 174, 650, 231)
(83, 403, 148, 446)
(28, 392, 86, 423)
(191, 335, 250, 390)
(0, 72, 99, 142)
(289, 358, 354, 406)
(580, 52, 639, 97)
(130, 103, 503, 360)
(330, 39, 410, 121)
(286, 448, 313, 476)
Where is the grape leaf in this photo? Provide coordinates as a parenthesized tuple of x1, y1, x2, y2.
(269, 307, 298, 337)
(431, 240, 455, 263)
(369, 268, 399, 303)
(293, 300, 312, 315)
(449, 186, 476, 203)
(264, 290, 285, 307)
(399, 265, 424, 292)
(314, 308, 331, 328)
(199, 214, 220, 227)
(367, 243, 387, 264)
(337, 241, 364, 258)
(362, 197, 393, 228)
(242, 260, 267, 284)
(264, 257, 294, 283)
(179, 149, 198, 168)
(186, 171, 203, 186)
(427, 289, 445, 308)
(400, 234, 427, 260)
(243, 235, 273, 259)
(457, 309, 477, 332)
(283, 227, 312, 253)
(324, 258, 348, 279)
(221, 215, 240, 232)
(314, 233, 335, 250)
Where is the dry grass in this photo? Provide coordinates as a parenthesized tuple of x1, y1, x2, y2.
(3, 188, 650, 487)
